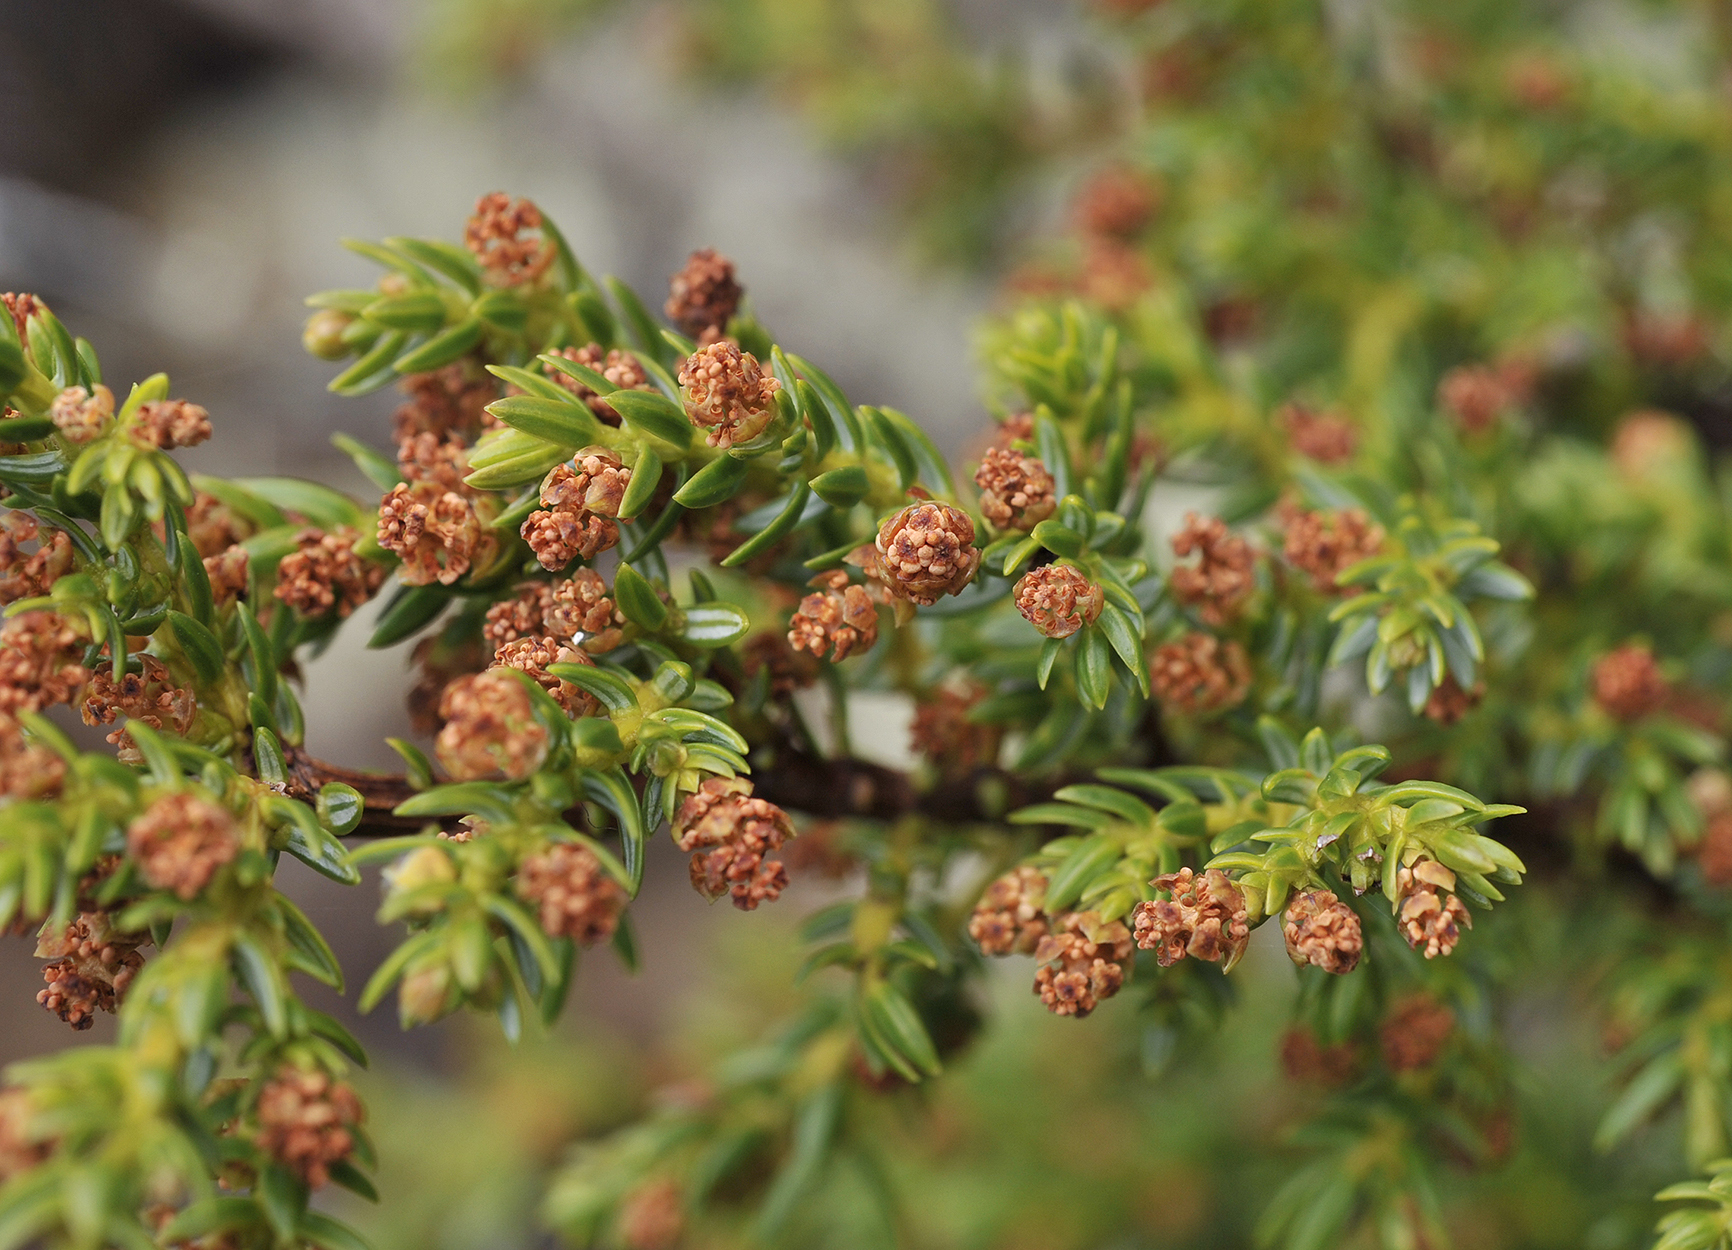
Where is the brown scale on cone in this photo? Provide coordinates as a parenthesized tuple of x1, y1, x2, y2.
(515, 843, 624, 945)
(520, 450, 631, 571)
(0, 711, 65, 800)
(1033, 911, 1133, 1018)
(1132, 867, 1249, 967)
(1280, 402, 1358, 465)
(1073, 165, 1160, 240)
(677, 341, 781, 450)
(1437, 365, 1514, 434)
(255, 1067, 364, 1189)
(1014, 564, 1104, 640)
(1149, 632, 1250, 714)
(1381, 995, 1456, 1072)
(1170, 513, 1254, 625)
(1591, 644, 1668, 721)
(1282, 889, 1363, 974)
(127, 792, 238, 901)
(393, 364, 497, 444)
(1280, 504, 1383, 594)
(0, 611, 89, 716)
(873, 502, 980, 607)
(48, 384, 113, 443)
(33, 911, 148, 1031)
(674, 777, 794, 911)
(435, 670, 550, 781)
(665, 248, 742, 343)
(1394, 859, 1471, 958)
(81, 655, 196, 761)
(378, 482, 493, 587)
(275, 527, 385, 618)
(974, 445, 1057, 532)
(491, 636, 599, 718)
(0, 511, 73, 605)
(788, 570, 880, 662)
(464, 192, 554, 287)
(910, 683, 1001, 778)
(542, 344, 653, 425)
(132, 399, 212, 451)
(967, 866, 1050, 956)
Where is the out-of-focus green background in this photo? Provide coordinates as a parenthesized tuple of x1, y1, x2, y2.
(0, 4, 1694, 1247)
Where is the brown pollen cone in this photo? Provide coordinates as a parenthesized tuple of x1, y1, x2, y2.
(788, 570, 880, 661)
(377, 482, 493, 587)
(1280, 504, 1383, 594)
(674, 777, 794, 911)
(81, 654, 196, 760)
(132, 400, 212, 451)
(520, 451, 631, 571)
(1282, 889, 1363, 974)
(974, 445, 1057, 532)
(34, 911, 147, 1030)
(910, 684, 1001, 777)
(1170, 513, 1253, 625)
(492, 636, 599, 718)
(1280, 402, 1358, 465)
(1032, 911, 1133, 1018)
(1132, 867, 1249, 967)
(677, 341, 781, 450)
(1437, 365, 1513, 434)
(1592, 644, 1668, 721)
(0, 611, 89, 715)
(1, 292, 42, 343)
(464, 192, 554, 287)
(543, 344, 653, 425)
(618, 1178, 685, 1250)
(255, 1067, 364, 1188)
(435, 670, 550, 781)
(1014, 564, 1104, 639)
(48, 385, 113, 443)
(1280, 1028, 1359, 1086)
(1149, 632, 1251, 714)
(0, 711, 65, 800)
(515, 843, 624, 945)
(1394, 859, 1471, 958)
(665, 248, 742, 341)
(1381, 995, 1456, 1072)
(967, 866, 1050, 956)
(127, 792, 238, 900)
(0, 511, 73, 605)
(274, 527, 384, 618)
(0, 1088, 47, 1182)
(393, 364, 496, 444)
(1073, 165, 1159, 240)
(874, 502, 980, 606)
(1423, 674, 1484, 726)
